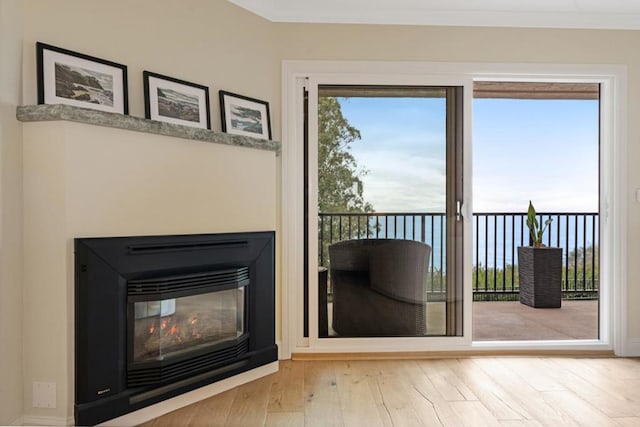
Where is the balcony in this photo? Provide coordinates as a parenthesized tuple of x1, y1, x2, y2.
(318, 211, 599, 340)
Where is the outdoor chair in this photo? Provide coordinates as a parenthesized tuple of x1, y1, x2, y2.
(328, 239, 431, 337)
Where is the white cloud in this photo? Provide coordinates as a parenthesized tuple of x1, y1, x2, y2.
(355, 147, 446, 212)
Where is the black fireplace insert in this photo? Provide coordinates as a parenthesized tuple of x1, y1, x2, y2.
(74, 232, 277, 425)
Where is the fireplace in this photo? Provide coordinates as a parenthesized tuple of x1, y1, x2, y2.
(74, 232, 276, 425)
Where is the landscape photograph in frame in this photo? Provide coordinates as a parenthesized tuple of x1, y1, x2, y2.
(219, 90, 271, 140)
(36, 42, 128, 114)
(144, 71, 211, 129)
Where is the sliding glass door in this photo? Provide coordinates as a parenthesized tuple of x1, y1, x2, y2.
(306, 85, 464, 339)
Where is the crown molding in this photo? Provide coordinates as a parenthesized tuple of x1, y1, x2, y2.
(227, 0, 640, 30)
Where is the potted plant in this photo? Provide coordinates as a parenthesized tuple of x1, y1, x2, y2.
(517, 201, 562, 308)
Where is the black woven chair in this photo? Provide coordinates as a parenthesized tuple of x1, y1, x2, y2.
(329, 239, 431, 337)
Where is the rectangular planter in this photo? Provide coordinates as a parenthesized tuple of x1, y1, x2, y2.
(517, 246, 562, 308)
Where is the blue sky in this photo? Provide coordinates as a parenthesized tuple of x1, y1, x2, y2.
(339, 97, 447, 212)
(336, 96, 599, 213)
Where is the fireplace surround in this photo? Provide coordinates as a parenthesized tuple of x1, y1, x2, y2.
(74, 231, 276, 425)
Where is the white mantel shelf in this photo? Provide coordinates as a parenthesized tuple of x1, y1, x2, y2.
(16, 104, 281, 153)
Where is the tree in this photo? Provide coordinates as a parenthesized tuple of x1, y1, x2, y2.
(565, 245, 599, 292)
(317, 97, 374, 268)
(318, 97, 373, 214)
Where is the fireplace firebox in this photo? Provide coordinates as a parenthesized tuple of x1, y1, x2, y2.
(74, 232, 276, 426)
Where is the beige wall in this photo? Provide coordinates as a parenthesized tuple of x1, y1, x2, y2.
(0, 0, 24, 424)
(274, 23, 640, 65)
(274, 23, 640, 340)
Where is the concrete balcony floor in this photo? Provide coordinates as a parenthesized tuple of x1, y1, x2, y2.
(472, 299, 599, 341)
(424, 299, 598, 340)
(326, 300, 599, 341)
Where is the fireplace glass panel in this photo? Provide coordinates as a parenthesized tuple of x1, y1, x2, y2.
(133, 288, 245, 363)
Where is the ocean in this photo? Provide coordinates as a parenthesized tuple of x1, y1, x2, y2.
(319, 212, 599, 271)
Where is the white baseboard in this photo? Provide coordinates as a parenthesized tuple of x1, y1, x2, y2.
(9, 416, 23, 426)
(277, 339, 286, 359)
(21, 415, 74, 426)
(98, 362, 279, 427)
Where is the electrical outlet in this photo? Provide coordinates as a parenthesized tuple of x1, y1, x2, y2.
(33, 382, 56, 408)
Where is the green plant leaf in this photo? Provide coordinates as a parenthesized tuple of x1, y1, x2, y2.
(525, 201, 553, 247)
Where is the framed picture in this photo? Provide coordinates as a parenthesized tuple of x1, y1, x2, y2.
(36, 42, 128, 114)
(219, 91, 272, 140)
(143, 71, 211, 129)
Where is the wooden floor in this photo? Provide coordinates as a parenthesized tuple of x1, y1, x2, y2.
(141, 357, 640, 426)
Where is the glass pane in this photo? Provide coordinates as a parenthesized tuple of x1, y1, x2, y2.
(133, 287, 245, 362)
(472, 82, 600, 341)
(316, 85, 456, 338)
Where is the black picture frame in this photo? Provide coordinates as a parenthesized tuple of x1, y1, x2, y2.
(36, 42, 128, 114)
(219, 90, 272, 140)
(143, 71, 211, 130)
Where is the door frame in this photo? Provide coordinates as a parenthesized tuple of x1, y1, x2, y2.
(280, 60, 628, 358)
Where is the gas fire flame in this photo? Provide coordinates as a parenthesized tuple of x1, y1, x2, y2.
(135, 308, 237, 362)
(147, 314, 202, 344)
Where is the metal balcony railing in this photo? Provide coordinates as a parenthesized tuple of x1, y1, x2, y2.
(318, 211, 599, 301)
